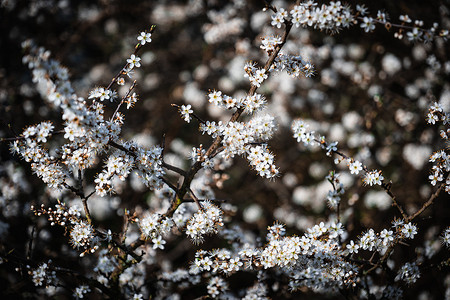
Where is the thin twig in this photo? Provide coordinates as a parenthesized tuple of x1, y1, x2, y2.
(171, 103, 206, 124)
(105, 25, 156, 92)
(407, 175, 448, 222)
(108, 140, 132, 154)
(319, 137, 408, 220)
(365, 177, 446, 275)
(63, 182, 92, 225)
(110, 80, 137, 121)
(85, 190, 95, 200)
(182, 198, 227, 204)
(188, 188, 203, 210)
(121, 210, 130, 245)
(0, 135, 26, 142)
(95, 229, 142, 262)
(381, 181, 407, 220)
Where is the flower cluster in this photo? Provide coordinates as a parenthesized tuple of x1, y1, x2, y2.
(344, 221, 418, 256)
(189, 221, 356, 293)
(73, 285, 90, 299)
(29, 261, 57, 287)
(17, 29, 159, 198)
(363, 169, 384, 186)
(272, 52, 315, 78)
(32, 200, 98, 255)
(88, 87, 115, 102)
(94, 250, 118, 275)
(94, 143, 164, 196)
(206, 90, 266, 114)
(244, 62, 268, 88)
(302, 2, 352, 29)
(246, 144, 279, 179)
(139, 213, 172, 249)
(426, 102, 450, 193)
(395, 262, 421, 285)
(291, 119, 318, 146)
(190, 248, 244, 275)
(221, 117, 278, 177)
(272, 1, 354, 32)
(186, 201, 224, 244)
(69, 220, 96, 252)
(273, 1, 448, 42)
(207, 276, 229, 298)
(14, 41, 134, 193)
(260, 35, 282, 54)
(194, 91, 279, 178)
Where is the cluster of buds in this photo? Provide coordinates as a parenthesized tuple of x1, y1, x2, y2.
(32, 201, 81, 227)
(32, 202, 98, 255)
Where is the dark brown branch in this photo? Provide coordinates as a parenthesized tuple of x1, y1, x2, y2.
(108, 140, 132, 154)
(161, 177, 179, 194)
(162, 162, 187, 176)
(95, 229, 142, 262)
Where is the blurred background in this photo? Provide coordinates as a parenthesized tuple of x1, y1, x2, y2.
(1, 0, 449, 299)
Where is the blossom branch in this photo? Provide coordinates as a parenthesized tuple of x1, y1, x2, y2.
(105, 25, 156, 92)
(162, 18, 293, 219)
(317, 138, 408, 220)
(110, 80, 137, 121)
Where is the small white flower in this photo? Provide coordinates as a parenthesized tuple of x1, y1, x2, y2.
(402, 222, 417, 239)
(360, 16, 375, 32)
(349, 160, 363, 175)
(137, 31, 152, 45)
(152, 236, 166, 250)
(127, 54, 141, 69)
(180, 104, 193, 123)
(346, 240, 359, 254)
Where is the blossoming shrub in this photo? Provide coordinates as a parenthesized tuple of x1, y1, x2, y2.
(0, 1, 449, 299)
